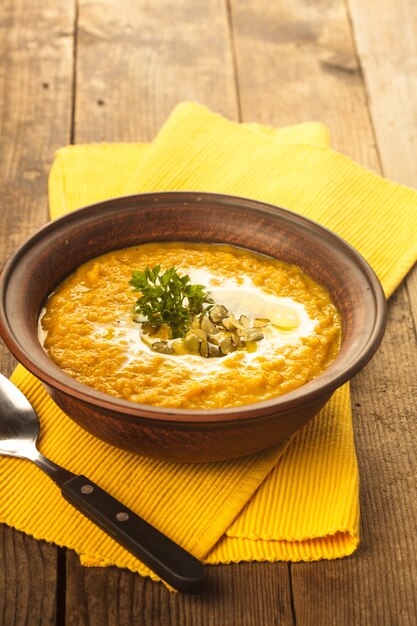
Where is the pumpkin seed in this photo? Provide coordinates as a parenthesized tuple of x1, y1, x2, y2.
(209, 304, 228, 323)
(172, 339, 188, 355)
(146, 297, 274, 359)
(184, 332, 201, 353)
(200, 315, 218, 334)
(200, 337, 209, 358)
(151, 341, 174, 354)
(208, 343, 221, 357)
(191, 328, 208, 340)
(246, 330, 264, 342)
(239, 315, 251, 329)
(220, 336, 235, 355)
(231, 332, 244, 348)
(208, 334, 222, 346)
(222, 317, 236, 331)
(228, 314, 247, 331)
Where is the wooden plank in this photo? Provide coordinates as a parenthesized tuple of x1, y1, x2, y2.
(336, 2, 417, 619)
(406, 266, 417, 330)
(66, 552, 294, 626)
(230, 0, 417, 624)
(228, 0, 380, 169)
(347, 0, 417, 349)
(347, 0, 417, 187)
(0, 526, 60, 626)
(74, 0, 239, 143)
(67, 1, 294, 623)
(291, 282, 417, 625)
(0, 0, 75, 373)
(0, 0, 75, 623)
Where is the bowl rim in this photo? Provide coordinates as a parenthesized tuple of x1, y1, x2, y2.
(0, 191, 387, 424)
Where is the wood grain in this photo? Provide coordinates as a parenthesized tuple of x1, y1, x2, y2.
(228, 0, 380, 169)
(347, 0, 417, 347)
(291, 283, 417, 625)
(0, 527, 59, 626)
(0, 1, 74, 625)
(0, 0, 75, 373)
(347, 0, 417, 187)
(66, 553, 294, 626)
(344, 6, 417, 620)
(406, 266, 417, 330)
(75, 0, 239, 143)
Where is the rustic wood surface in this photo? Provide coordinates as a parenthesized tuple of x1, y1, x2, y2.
(0, 0, 416, 624)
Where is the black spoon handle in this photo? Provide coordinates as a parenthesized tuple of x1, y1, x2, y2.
(61, 474, 205, 593)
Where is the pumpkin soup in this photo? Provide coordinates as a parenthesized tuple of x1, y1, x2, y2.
(40, 242, 342, 409)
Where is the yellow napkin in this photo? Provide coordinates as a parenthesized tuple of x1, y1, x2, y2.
(2, 103, 417, 585)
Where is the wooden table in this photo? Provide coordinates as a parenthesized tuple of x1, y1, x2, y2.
(1, 1, 416, 624)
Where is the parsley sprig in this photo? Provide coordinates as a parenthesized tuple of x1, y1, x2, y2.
(130, 265, 214, 338)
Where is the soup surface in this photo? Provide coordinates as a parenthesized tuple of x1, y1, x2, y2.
(40, 243, 342, 409)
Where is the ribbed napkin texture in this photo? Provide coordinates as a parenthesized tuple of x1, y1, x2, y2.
(2, 103, 416, 585)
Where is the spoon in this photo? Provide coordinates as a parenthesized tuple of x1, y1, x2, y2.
(0, 373, 205, 593)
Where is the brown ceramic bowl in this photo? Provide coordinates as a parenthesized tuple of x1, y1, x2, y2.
(0, 192, 386, 462)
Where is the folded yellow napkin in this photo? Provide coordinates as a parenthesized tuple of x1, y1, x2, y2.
(1, 103, 417, 586)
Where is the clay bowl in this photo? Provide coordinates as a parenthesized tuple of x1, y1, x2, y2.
(0, 192, 386, 463)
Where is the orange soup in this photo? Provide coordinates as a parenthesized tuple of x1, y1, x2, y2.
(40, 243, 342, 409)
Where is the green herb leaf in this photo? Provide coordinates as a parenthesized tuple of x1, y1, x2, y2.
(130, 265, 214, 338)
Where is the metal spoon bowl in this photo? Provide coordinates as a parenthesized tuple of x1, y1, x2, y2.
(0, 373, 205, 593)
